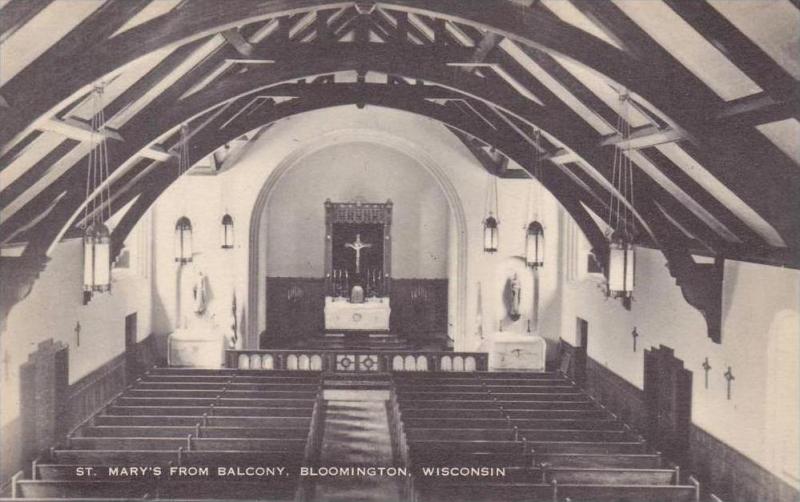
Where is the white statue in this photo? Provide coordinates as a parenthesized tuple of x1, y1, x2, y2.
(506, 273, 522, 321)
(193, 270, 208, 315)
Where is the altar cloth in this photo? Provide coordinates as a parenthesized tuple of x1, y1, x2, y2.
(481, 332, 547, 372)
(324, 297, 391, 331)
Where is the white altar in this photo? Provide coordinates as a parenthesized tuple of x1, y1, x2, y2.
(324, 297, 391, 331)
(168, 325, 225, 368)
(481, 332, 547, 372)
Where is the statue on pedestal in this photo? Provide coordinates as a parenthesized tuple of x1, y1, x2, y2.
(504, 272, 522, 322)
(192, 270, 208, 315)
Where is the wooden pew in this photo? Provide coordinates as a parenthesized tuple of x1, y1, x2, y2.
(15, 479, 298, 500)
(78, 425, 310, 439)
(126, 386, 318, 397)
(396, 392, 493, 401)
(403, 417, 624, 431)
(410, 438, 644, 455)
(413, 466, 676, 486)
(106, 405, 314, 416)
(403, 418, 513, 429)
(93, 414, 311, 428)
(494, 400, 599, 410)
(51, 448, 306, 465)
(134, 381, 318, 391)
(545, 467, 676, 485)
(526, 440, 646, 454)
(67, 436, 307, 452)
(398, 390, 586, 401)
(114, 397, 316, 408)
(510, 418, 623, 430)
(140, 374, 319, 385)
(556, 483, 698, 501)
(417, 482, 698, 502)
(501, 403, 610, 420)
(408, 439, 525, 456)
(534, 452, 662, 469)
(398, 400, 500, 410)
(36, 461, 302, 480)
(517, 429, 634, 442)
(411, 451, 527, 467)
(401, 408, 506, 419)
(406, 428, 515, 441)
(417, 482, 554, 502)
(490, 393, 589, 402)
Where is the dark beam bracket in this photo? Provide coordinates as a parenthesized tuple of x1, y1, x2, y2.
(665, 250, 724, 343)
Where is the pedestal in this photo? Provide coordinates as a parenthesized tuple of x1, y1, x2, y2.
(481, 332, 547, 372)
(168, 326, 224, 368)
(324, 297, 391, 331)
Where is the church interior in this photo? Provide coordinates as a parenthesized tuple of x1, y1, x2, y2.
(0, 1, 798, 501)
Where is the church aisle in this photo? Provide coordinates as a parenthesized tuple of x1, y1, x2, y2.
(313, 390, 404, 502)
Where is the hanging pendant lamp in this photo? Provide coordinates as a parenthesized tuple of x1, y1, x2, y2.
(483, 176, 499, 253)
(221, 213, 234, 249)
(525, 129, 545, 268)
(82, 83, 112, 296)
(606, 90, 636, 298)
(174, 124, 193, 264)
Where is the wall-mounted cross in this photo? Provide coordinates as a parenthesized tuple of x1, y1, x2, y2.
(702, 358, 712, 389)
(2, 351, 9, 379)
(631, 328, 639, 352)
(723, 366, 735, 400)
(75, 321, 81, 347)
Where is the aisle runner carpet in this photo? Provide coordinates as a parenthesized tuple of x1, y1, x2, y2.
(313, 390, 403, 502)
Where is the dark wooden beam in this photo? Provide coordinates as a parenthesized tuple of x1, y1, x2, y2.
(637, 196, 725, 343)
(571, 0, 722, 112)
(221, 29, 255, 57)
(4, 39, 798, 269)
(0, 0, 639, 150)
(0, 0, 54, 42)
(98, 90, 611, 273)
(664, 0, 797, 100)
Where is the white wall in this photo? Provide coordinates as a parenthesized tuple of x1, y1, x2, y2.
(265, 142, 449, 279)
(149, 106, 567, 350)
(1, 217, 153, 480)
(557, 207, 800, 487)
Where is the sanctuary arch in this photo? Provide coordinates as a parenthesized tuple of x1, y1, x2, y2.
(246, 129, 469, 350)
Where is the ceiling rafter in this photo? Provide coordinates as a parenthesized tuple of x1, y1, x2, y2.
(663, 0, 797, 100)
(98, 88, 613, 272)
(3, 41, 780, 266)
(0, 0, 797, 272)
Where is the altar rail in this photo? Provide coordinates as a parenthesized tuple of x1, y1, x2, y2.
(225, 350, 488, 372)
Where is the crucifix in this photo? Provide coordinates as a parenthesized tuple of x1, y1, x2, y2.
(344, 233, 372, 274)
(702, 358, 712, 389)
(631, 328, 639, 352)
(75, 321, 81, 347)
(724, 366, 735, 400)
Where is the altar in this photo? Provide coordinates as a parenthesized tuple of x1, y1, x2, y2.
(168, 326, 225, 368)
(480, 332, 547, 372)
(324, 297, 391, 331)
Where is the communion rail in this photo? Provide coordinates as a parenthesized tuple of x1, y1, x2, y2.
(225, 350, 488, 372)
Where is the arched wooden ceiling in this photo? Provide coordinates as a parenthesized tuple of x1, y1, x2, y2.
(1, 0, 798, 341)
